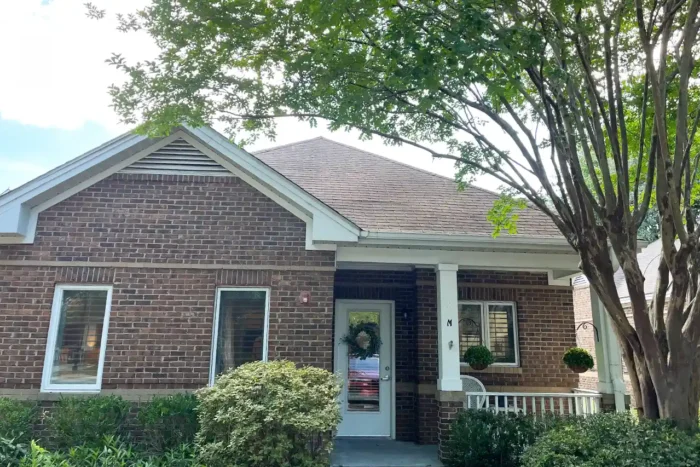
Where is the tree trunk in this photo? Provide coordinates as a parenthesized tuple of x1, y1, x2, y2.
(658, 375, 700, 429)
(633, 354, 660, 419)
(579, 231, 665, 419)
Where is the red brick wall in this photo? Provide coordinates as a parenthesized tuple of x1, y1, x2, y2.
(0, 174, 336, 391)
(0, 173, 334, 267)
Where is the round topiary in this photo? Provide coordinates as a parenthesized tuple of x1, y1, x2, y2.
(464, 345, 494, 370)
(562, 347, 594, 373)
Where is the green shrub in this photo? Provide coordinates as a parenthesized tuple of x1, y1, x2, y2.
(196, 360, 342, 467)
(562, 347, 594, 371)
(19, 437, 202, 467)
(0, 437, 28, 467)
(463, 345, 494, 369)
(443, 410, 567, 467)
(0, 398, 37, 444)
(44, 396, 130, 450)
(522, 412, 700, 467)
(138, 393, 199, 453)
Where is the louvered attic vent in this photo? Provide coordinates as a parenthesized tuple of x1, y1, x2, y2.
(119, 138, 232, 176)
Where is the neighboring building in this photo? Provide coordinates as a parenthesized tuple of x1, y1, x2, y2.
(573, 239, 664, 402)
(0, 126, 591, 452)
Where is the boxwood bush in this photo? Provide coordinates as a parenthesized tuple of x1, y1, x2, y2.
(443, 410, 569, 467)
(138, 393, 199, 453)
(196, 360, 342, 467)
(44, 395, 130, 450)
(521, 412, 700, 467)
(0, 398, 37, 444)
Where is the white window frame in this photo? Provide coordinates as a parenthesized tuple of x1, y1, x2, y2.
(209, 287, 270, 386)
(459, 300, 520, 367)
(41, 284, 113, 393)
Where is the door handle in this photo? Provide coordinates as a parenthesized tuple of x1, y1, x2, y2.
(380, 375, 390, 381)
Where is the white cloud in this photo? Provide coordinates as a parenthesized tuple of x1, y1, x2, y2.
(0, 0, 154, 131)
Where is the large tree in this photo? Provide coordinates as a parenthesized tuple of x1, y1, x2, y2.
(95, 0, 700, 426)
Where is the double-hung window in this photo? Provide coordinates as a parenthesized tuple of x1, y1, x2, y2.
(209, 288, 270, 385)
(458, 301, 519, 366)
(41, 285, 113, 392)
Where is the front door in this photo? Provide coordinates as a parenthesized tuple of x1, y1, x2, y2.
(335, 300, 393, 437)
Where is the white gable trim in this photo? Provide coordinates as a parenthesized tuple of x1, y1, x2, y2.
(0, 127, 360, 247)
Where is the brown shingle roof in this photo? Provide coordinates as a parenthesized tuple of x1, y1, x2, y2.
(253, 137, 562, 238)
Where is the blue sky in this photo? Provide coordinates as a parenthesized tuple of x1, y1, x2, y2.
(0, 118, 117, 192)
(0, 0, 477, 195)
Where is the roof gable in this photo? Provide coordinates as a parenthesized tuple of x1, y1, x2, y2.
(0, 127, 360, 246)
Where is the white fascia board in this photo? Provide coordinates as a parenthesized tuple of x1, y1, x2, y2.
(336, 246, 581, 271)
(359, 231, 574, 252)
(185, 126, 360, 243)
(0, 205, 29, 238)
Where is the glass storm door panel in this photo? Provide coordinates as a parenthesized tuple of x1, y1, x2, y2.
(335, 301, 392, 437)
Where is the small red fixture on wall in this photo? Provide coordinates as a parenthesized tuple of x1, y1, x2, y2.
(297, 291, 311, 305)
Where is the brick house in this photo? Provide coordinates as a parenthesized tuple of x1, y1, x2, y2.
(0, 126, 597, 452)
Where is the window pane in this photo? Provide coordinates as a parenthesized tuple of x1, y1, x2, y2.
(458, 303, 483, 363)
(347, 311, 380, 412)
(215, 290, 267, 376)
(50, 290, 109, 385)
(488, 304, 516, 363)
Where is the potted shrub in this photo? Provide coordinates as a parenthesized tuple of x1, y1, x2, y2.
(562, 347, 594, 373)
(464, 345, 494, 370)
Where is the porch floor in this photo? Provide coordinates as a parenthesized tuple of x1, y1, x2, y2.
(331, 438, 442, 467)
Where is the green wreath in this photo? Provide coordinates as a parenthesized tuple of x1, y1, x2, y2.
(341, 322, 382, 360)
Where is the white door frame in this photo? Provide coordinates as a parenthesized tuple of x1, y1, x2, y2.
(334, 299, 396, 439)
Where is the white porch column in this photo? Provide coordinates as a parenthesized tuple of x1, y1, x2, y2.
(436, 263, 462, 392)
(590, 288, 626, 411)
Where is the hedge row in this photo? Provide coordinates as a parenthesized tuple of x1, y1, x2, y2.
(443, 410, 700, 467)
(0, 393, 198, 452)
(0, 360, 342, 467)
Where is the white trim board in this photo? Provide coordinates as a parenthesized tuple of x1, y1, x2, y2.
(336, 246, 581, 271)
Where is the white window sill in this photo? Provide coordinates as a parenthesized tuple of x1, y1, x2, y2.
(40, 387, 101, 394)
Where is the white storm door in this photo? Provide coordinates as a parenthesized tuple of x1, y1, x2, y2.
(335, 300, 393, 437)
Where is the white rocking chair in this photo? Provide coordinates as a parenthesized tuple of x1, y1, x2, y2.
(462, 375, 487, 409)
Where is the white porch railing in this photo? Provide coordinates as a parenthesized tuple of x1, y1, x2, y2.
(464, 390, 602, 417)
